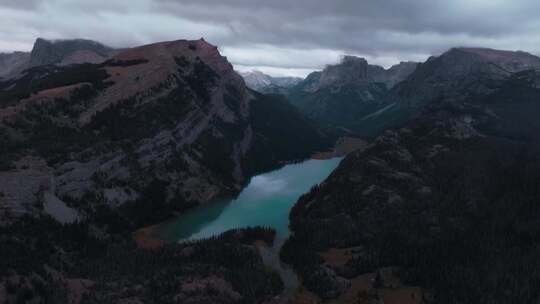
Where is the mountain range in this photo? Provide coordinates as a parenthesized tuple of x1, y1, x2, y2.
(2, 35, 540, 304)
(286, 56, 418, 135)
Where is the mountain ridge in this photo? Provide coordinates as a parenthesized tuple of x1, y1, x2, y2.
(0, 38, 331, 228)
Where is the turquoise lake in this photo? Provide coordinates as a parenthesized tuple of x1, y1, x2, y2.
(158, 157, 342, 242)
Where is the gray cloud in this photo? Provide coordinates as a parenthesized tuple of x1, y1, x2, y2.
(1, 0, 540, 76)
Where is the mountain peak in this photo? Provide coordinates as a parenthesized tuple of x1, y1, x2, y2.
(112, 38, 234, 76)
(29, 37, 114, 67)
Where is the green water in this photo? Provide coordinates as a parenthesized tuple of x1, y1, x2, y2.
(158, 158, 342, 242)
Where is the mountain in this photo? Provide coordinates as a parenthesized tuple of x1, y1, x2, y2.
(0, 38, 117, 79)
(0, 38, 330, 227)
(0, 38, 331, 303)
(287, 56, 417, 134)
(240, 70, 302, 93)
(281, 50, 540, 303)
(357, 47, 540, 136)
(29, 38, 116, 66)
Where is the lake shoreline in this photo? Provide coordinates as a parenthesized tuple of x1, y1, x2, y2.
(132, 155, 347, 247)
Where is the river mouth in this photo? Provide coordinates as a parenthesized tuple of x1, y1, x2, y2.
(155, 157, 342, 243)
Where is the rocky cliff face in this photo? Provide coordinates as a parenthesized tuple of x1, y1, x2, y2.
(0, 38, 330, 228)
(282, 53, 540, 303)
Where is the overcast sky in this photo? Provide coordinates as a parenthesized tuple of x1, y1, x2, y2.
(2, 0, 540, 77)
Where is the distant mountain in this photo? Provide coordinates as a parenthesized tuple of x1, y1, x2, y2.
(357, 47, 540, 136)
(240, 70, 302, 93)
(282, 48, 540, 303)
(297, 56, 417, 92)
(29, 38, 116, 66)
(287, 56, 418, 134)
(0, 38, 117, 79)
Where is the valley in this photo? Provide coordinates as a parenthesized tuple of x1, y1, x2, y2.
(2, 33, 540, 304)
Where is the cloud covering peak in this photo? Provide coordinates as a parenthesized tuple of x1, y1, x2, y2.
(1, 0, 540, 76)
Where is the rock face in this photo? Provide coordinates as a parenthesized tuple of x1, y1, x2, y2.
(282, 52, 540, 303)
(287, 56, 417, 134)
(0, 38, 116, 79)
(240, 70, 302, 93)
(0, 38, 330, 228)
